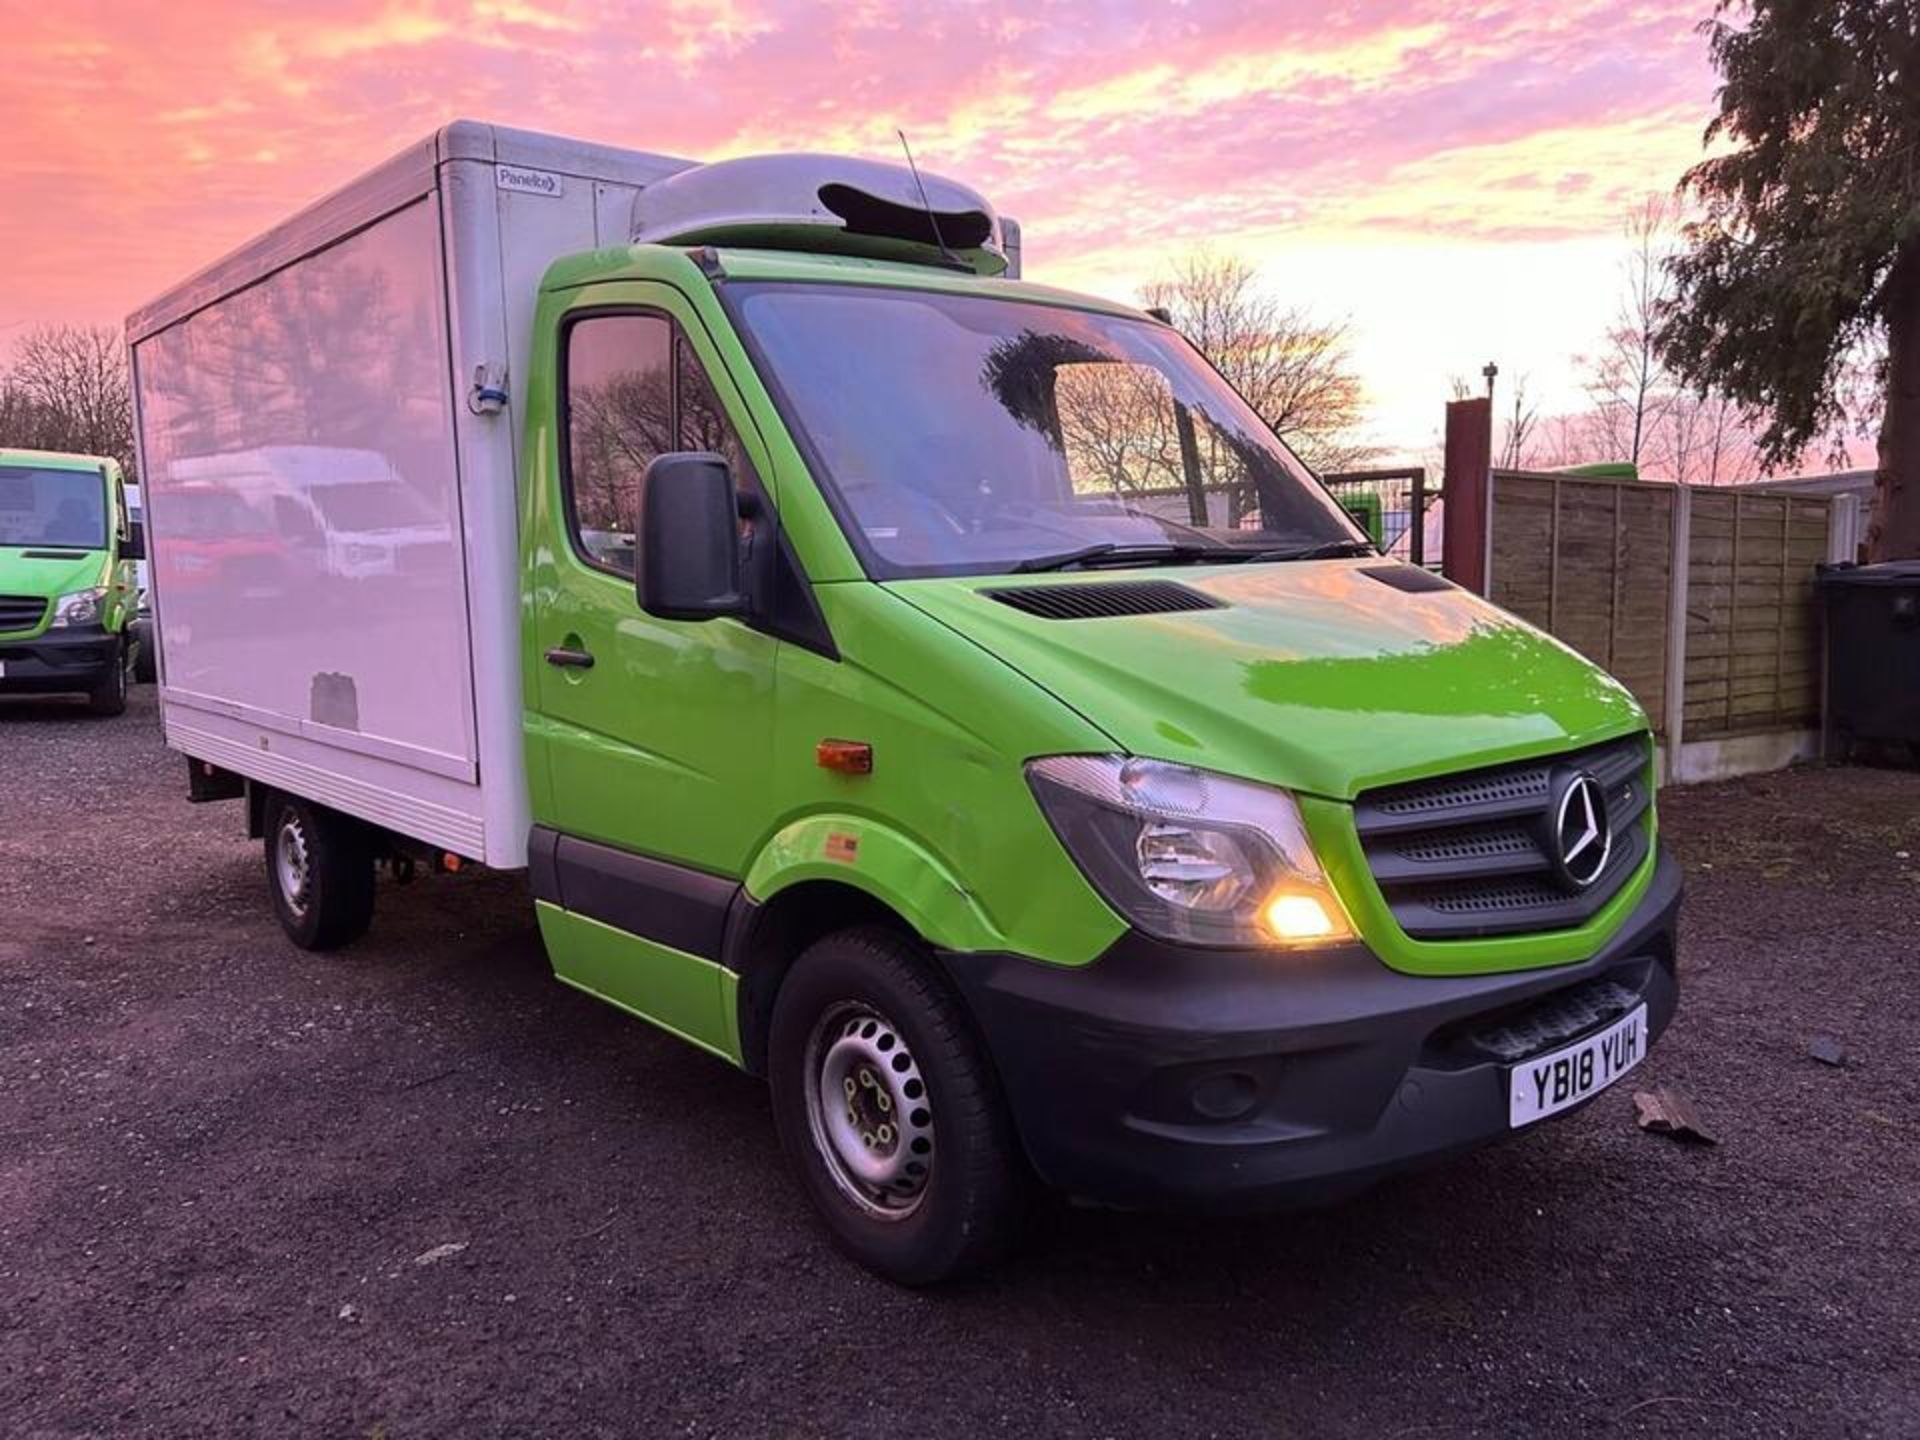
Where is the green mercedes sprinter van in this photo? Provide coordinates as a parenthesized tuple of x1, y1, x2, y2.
(0, 448, 142, 715)
(131, 132, 1679, 1285)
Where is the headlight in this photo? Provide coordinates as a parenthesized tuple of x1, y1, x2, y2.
(1026, 756, 1353, 947)
(50, 587, 107, 628)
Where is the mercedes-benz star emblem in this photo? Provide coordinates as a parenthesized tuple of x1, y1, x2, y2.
(1550, 771, 1612, 890)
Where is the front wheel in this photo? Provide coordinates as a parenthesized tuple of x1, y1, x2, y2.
(768, 927, 1029, 1285)
(85, 638, 129, 717)
(263, 793, 375, 950)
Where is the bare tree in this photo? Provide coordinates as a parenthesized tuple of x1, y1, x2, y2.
(1140, 252, 1374, 472)
(1653, 387, 1759, 487)
(1498, 374, 1540, 469)
(2, 325, 136, 478)
(0, 377, 49, 444)
(1574, 197, 1677, 471)
(1528, 197, 1769, 483)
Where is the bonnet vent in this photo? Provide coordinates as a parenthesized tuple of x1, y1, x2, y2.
(982, 581, 1226, 621)
(1360, 563, 1453, 595)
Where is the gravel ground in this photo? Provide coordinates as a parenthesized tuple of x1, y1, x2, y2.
(2, 687, 1917, 1439)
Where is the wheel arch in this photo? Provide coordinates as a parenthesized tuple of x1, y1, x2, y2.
(728, 816, 1004, 1074)
(725, 806, 1121, 1079)
(726, 878, 921, 1076)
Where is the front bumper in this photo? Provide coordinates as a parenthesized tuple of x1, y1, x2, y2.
(0, 624, 120, 695)
(944, 848, 1682, 1211)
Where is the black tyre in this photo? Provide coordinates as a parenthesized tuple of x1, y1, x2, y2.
(768, 926, 1029, 1285)
(263, 793, 375, 951)
(132, 631, 156, 684)
(85, 638, 129, 717)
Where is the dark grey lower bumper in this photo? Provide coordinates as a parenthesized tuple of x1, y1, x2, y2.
(0, 625, 119, 695)
(944, 850, 1683, 1211)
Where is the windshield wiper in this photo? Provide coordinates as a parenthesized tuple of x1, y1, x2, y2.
(1011, 541, 1228, 573)
(1222, 538, 1377, 564)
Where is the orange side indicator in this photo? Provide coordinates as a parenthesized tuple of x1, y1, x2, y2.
(825, 832, 860, 864)
(816, 739, 874, 775)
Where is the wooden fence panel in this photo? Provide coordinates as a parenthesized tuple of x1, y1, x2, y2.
(1491, 473, 1828, 750)
(1684, 492, 1828, 739)
(1489, 472, 1676, 737)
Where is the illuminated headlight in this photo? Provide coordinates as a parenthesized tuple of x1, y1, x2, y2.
(1026, 756, 1353, 947)
(50, 587, 107, 629)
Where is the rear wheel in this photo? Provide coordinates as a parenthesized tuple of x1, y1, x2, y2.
(263, 793, 375, 950)
(768, 926, 1028, 1285)
(85, 638, 129, 717)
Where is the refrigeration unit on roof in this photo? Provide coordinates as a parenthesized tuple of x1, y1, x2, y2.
(630, 153, 1012, 275)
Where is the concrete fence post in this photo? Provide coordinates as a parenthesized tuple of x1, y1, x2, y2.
(1818, 493, 1861, 762)
(1661, 484, 1693, 785)
(1828, 494, 1862, 564)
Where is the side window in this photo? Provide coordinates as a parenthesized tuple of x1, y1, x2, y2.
(566, 313, 672, 574)
(563, 313, 760, 576)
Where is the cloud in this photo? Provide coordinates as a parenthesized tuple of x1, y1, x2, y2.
(0, 0, 1719, 446)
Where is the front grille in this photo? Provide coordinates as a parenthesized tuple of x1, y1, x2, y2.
(0, 594, 49, 634)
(1355, 734, 1652, 940)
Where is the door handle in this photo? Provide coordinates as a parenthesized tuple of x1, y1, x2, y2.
(545, 645, 595, 670)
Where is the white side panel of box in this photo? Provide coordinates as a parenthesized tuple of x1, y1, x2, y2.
(138, 193, 484, 782)
(129, 121, 695, 868)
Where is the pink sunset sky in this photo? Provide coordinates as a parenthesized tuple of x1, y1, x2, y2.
(0, 0, 1722, 453)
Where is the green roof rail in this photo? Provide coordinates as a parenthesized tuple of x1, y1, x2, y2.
(1559, 462, 1640, 480)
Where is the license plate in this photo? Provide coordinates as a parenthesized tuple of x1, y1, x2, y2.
(1509, 1004, 1647, 1128)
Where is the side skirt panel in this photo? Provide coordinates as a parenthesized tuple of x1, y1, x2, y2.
(535, 900, 745, 1067)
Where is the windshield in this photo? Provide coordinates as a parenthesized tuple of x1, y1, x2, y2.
(730, 282, 1363, 578)
(0, 464, 108, 549)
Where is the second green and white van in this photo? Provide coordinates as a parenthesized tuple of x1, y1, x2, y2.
(0, 447, 143, 715)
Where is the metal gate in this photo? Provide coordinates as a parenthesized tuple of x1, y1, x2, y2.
(1322, 467, 1437, 568)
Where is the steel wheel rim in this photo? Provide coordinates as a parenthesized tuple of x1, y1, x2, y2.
(802, 1001, 934, 1221)
(275, 816, 312, 918)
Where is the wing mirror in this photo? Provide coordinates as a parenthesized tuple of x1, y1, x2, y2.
(635, 452, 749, 621)
(120, 520, 146, 561)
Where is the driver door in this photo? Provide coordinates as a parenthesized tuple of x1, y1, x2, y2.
(529, 285, 778, 1055)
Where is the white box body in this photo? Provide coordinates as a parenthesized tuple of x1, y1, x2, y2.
(128, 122, 693, 868)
